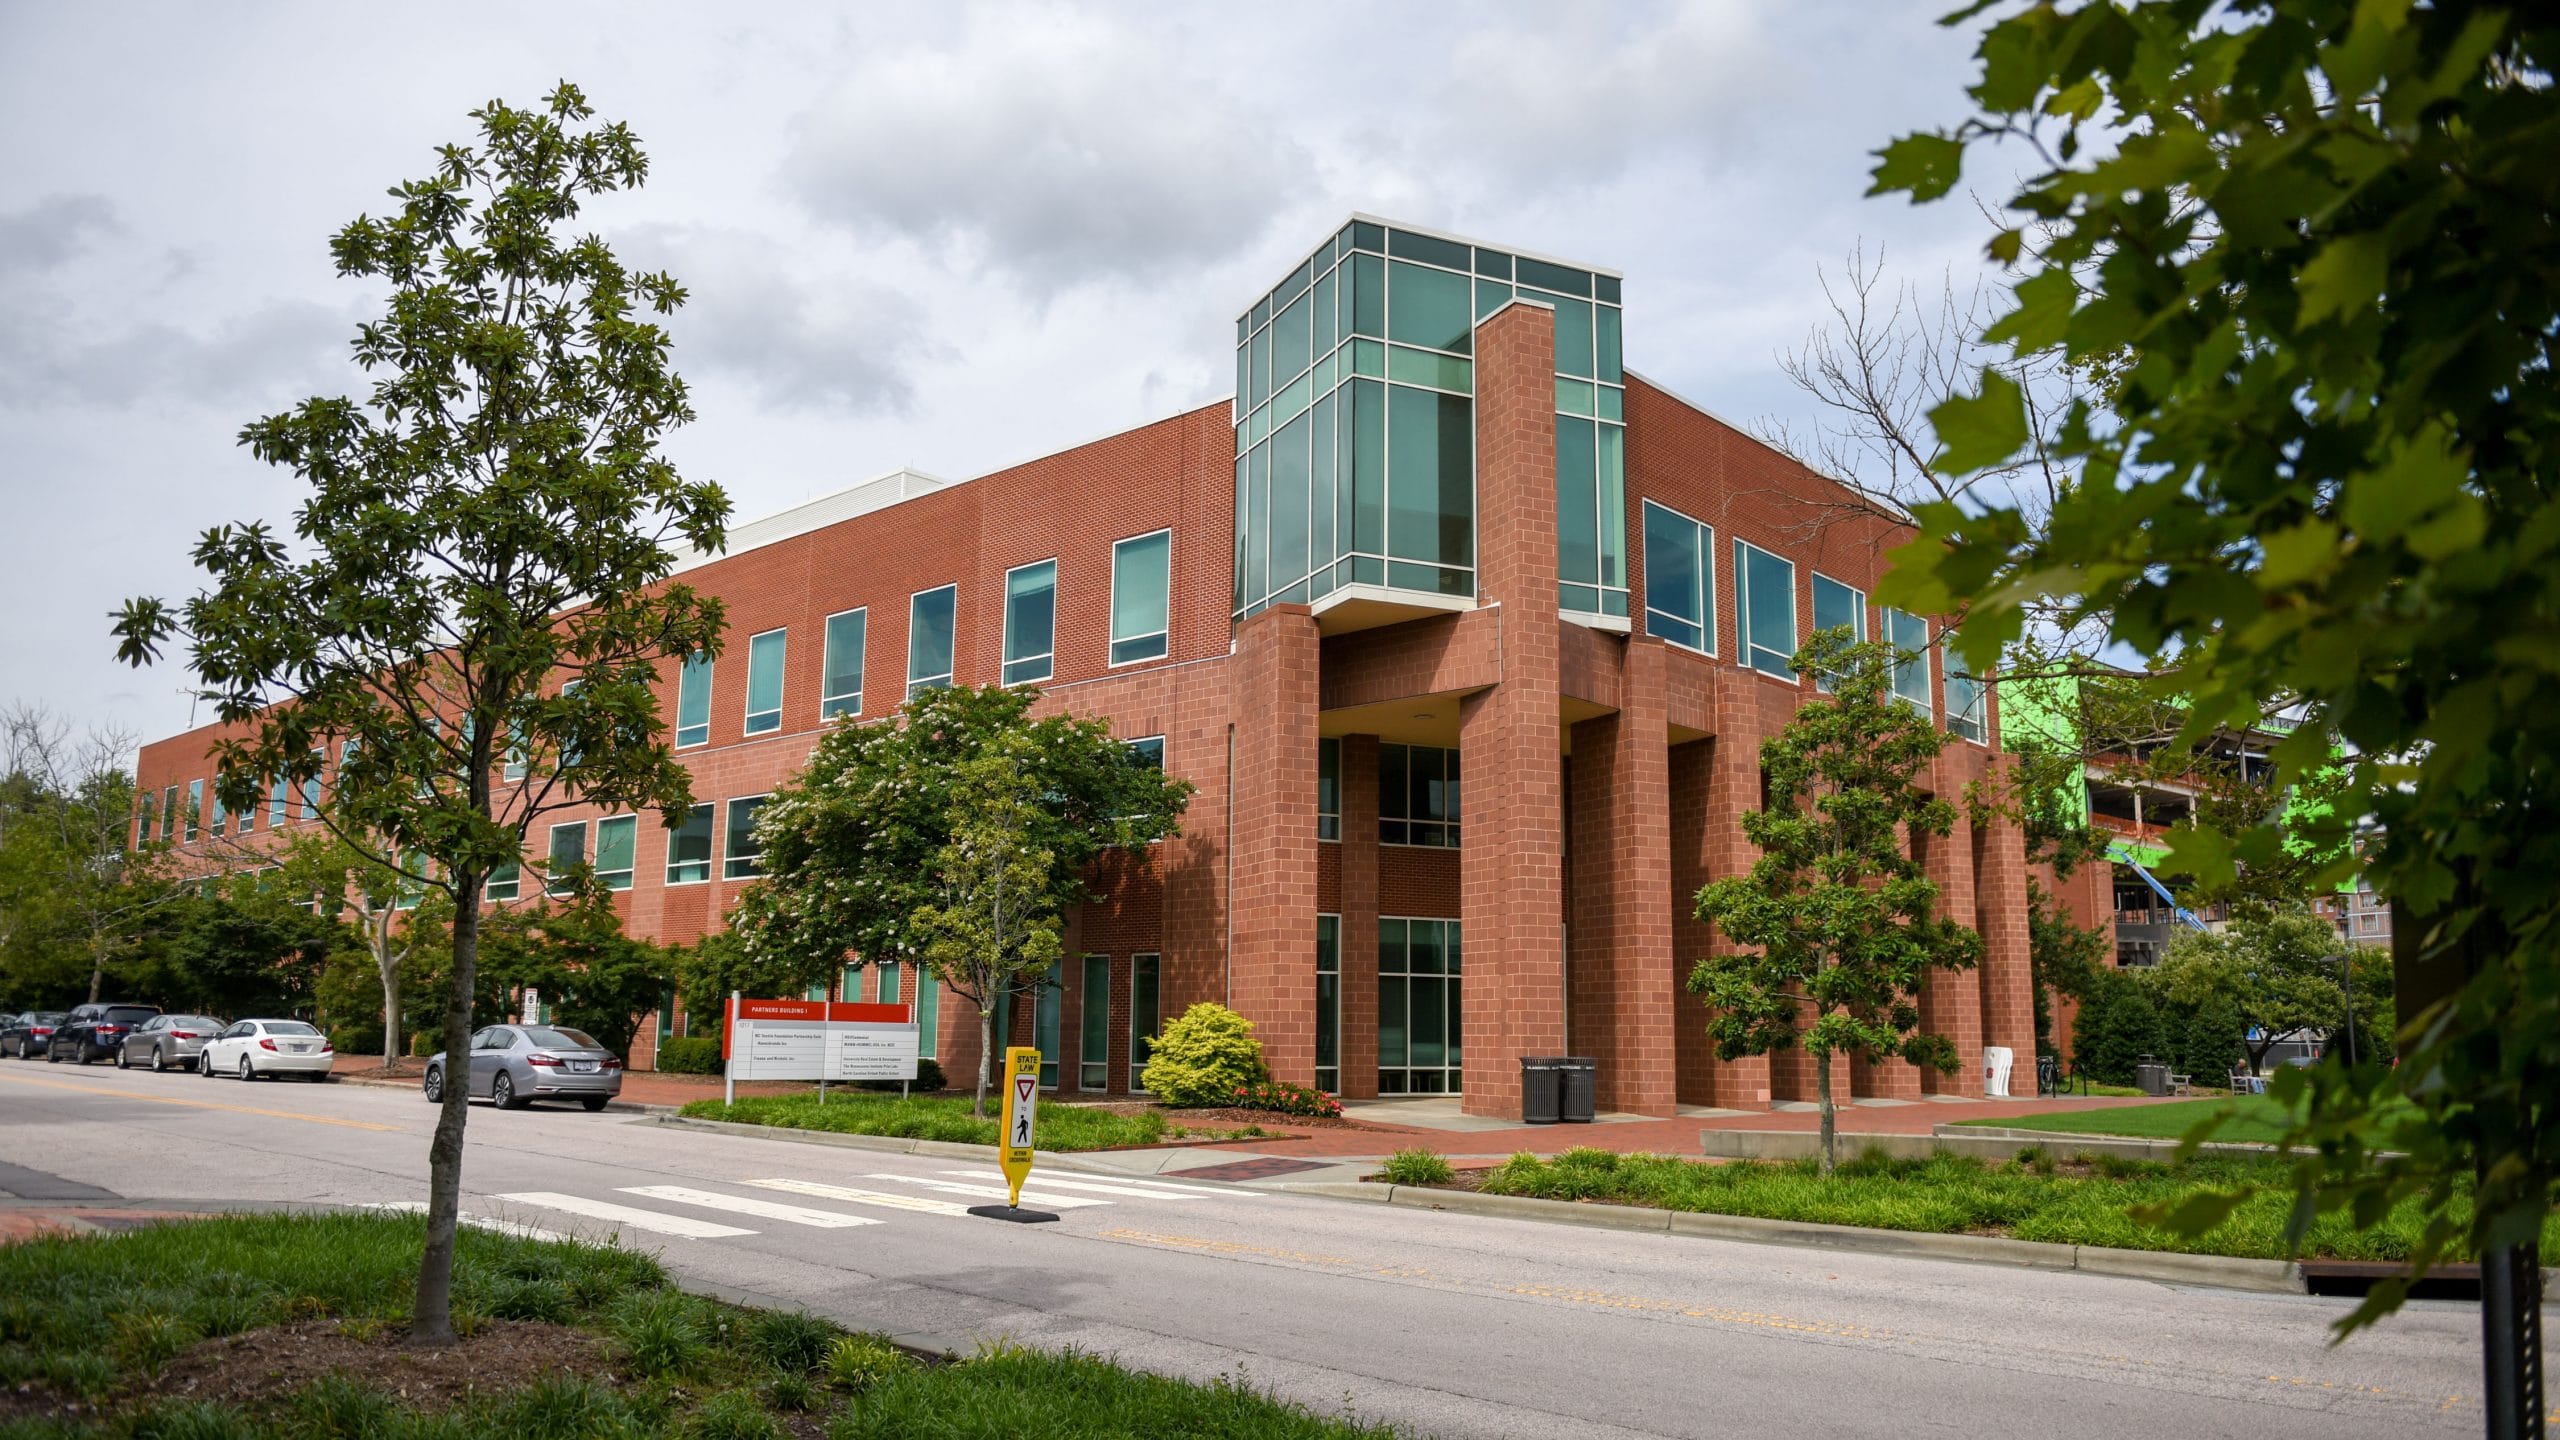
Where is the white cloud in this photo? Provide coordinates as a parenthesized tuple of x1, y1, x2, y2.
(782, 5, 1313, 289)
(639, 224, 941, 416)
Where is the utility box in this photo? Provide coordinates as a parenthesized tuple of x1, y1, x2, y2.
(1559, 1056, 1598, 1123)
(1520, 1057, 1564, 1125)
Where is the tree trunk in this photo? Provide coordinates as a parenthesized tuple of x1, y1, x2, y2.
(411, 868, 480, 1347)
(2246, 1036, 2273, 1076)
(1815, 1048, 1838, 1178)
(86, 930, 105, 1005)
(379, 940, 403, 1067)
(974, 991, 997, 1119)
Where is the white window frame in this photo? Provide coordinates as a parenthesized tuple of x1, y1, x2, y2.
(1129, 952, 1162, 1093)
(1078, 953, 1110, 1092)
(592, 814, 637, 892)
(1317, 736, 1341, 842)
(1881, 607, 1934, 718)
(1639, 499, 1717, 658)
(742, 627, 787, 736)
(546, 821, 587, 897)
(1002, 558, 1059, 687)
(820, 606, 867, 721)
(1809, 571, 1867, 693)
(1108, 528, 1173, 668)
(723, 794, 771, 881)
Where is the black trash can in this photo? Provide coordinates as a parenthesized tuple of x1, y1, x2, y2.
(2134, 1057, 2169, 1097)
(1520, 1057, 1564, 1125)
(1559, 1056, 1598, 1123)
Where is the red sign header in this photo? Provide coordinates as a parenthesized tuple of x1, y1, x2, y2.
(720, 996, 917, 1059)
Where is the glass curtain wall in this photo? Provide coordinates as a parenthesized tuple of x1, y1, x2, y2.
(1233, 220, 1626, 622)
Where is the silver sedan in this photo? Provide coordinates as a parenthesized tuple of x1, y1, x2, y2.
(423, 1024, 624, 1111)
(117, 1014, 226, 1073)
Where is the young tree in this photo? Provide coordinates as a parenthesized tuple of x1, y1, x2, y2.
(911, 734, 1067, 1116)
(731, 684, 1191, 1117)
(480, 883, 673, 1059)
(264, 826, 437, 1065)
(2155, 907, 2348, 1077)
(1690, 630, 1984, 1174)
(1874, 7, 2559, 1396)
(0, 704, 185, 1007)
(111, 85, 725, 1346)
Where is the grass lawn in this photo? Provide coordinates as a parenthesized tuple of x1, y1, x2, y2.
(1957, 1095, 2301, 1144)
(1463, 1147, 2560, 1262)
(0, 1210, 1404, 1438)
(677, 1090, 1277, 1150)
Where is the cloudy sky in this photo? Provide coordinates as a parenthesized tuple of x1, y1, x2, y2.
(0, 2, 2001, 751)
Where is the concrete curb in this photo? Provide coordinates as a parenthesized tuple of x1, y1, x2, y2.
(671, 1272, 975, 1364)
(1286, 1180, 2302, 1293)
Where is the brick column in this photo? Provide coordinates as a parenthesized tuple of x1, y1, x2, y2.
(1458, 299, 1567, 1118)
(1339, 734, 1382, 1099)
(1918, 797, 1985, 1097)
(1702, 673, 1776, 1107)
(1230, 604, 1323, 1086)
(1974, 756, 2038, 1096)
(1668, 738, 1721, 1108)
(1568, 640, 1677, 1115)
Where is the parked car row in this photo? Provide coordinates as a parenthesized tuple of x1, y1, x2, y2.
(1, 1004, 337, 1081)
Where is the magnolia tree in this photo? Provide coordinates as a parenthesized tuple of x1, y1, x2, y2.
(1691, 631, 1984, 1175)
(730, 685, 1190, 1117)
(113, 86, 726, 1346)
(1872, 10, 2560, 1417)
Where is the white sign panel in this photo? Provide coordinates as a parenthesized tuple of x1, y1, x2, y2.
(727, 1010, 920, 1083)
(828, 1022, 921, 1081)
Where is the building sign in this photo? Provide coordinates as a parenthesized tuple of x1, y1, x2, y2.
(722, 997, 917, 1082)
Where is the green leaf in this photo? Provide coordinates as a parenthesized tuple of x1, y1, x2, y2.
(2256, 518, 2341, 589)
(1927, 368, 2028, 476)
(2340, 424, 2468, 542)
(1984, 266, 2077, 353)
(2296, 232, 2390, 326)
(2148, 1190, 2247, 1237)
(1868, 133, 1965, 201)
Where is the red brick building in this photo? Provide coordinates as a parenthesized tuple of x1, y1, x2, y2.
(133, 218, 2035, 1119)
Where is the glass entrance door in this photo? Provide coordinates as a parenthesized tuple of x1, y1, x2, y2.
(1378, 917, 1461, 1094)
(1315, 916, 1340, 1093)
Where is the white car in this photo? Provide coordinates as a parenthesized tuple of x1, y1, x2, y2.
(200, 1019, 335, 1082)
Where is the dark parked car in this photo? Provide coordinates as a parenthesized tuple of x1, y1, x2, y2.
(48, 1004, 163, 1064)
(118, 1014, 227, 1072)
(2, 1012, 68, 1059)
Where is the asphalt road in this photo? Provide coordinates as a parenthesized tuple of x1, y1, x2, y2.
(0, 1062, 2506, 1439)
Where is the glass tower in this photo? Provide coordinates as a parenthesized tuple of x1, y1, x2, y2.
(1232, 217, 1627, 624)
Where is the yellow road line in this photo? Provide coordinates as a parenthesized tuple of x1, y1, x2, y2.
(0, 1071, 401, 1131)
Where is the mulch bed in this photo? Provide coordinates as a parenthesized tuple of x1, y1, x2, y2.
(2, 1319, 616, 1425)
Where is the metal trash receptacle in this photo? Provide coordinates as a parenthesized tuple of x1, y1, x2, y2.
(2135, 1058, 2169, 1096)
(1520, 1057, 1565, 1124)
(1559, 1056, 1598, 1123)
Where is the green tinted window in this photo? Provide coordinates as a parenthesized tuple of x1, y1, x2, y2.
(1111, 532, 1171, 665)
(1350, 252, 1385, 338)
(1883, 607, 1933, 714)
(666, 803, 713, 884)
(1079, 955, 1109, 1090)
(1387, 260, 1472, 354)
(724, 796, 767, 880)
(1386, 385, 1473, 571)
(1642, 500, 1712, 654)
(1272, 293, 1310, 384)
(821, 609, 865, 719)
(595, 815, 636, 891)
(907, 585, 957, 696)
(743, 628, 786, 735)
(1002, 560, 1056, 685)
(1735, 540, 1798, 678)
(547, 822, 585, 896)
(675, 653, 712, 747)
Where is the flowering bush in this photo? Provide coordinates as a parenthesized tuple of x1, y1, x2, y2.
(1140, 1002, 1268, 1104)
(1227, 1079, 1342, 1119)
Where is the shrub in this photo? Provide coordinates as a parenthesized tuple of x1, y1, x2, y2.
(1378, 1149, 1455, 1186)
(1226, 1079, 1340, 1118)
(2073, 969, 2167, 1086)
(744, 1308, 837, 1373)
(858, 1058, 946, 1093)
(682, 1390, 781, 1440)
(610, 1291, 708, 1378)
(1138, 1002, 1268, 1106)
(825, 1335, 912, 1394)
(408, 1032, 438, 1058)
(656, 1035, 724, 1075)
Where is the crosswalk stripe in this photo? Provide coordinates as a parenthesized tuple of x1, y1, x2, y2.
(862, 1173, 1109, 1208)
(619, 1185, 884, 1228)
(938, 1171, 1219, 1200)
(493, 1191, 757, 1238)
(359, 1201, 584, 1245)
(743, 1178, 975, 1217)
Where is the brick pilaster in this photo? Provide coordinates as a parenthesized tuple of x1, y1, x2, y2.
(1458, 299, 1567, 1119)
(1917, 796, 1985, 1097)
(1668, 737, 1722, 1107)
(1701, 674, 1775, 1106)
(1339, 733, 1381, 1098)
(1974, 755, 2038, 1096)
(1230, 605, 1323, 1086)
(1568, 639, 1677, 1115)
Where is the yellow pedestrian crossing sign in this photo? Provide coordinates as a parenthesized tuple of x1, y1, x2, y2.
(998, 1046, 1039, 1206)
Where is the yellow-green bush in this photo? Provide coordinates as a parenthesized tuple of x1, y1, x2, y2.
(1138, 1002, 1268, 1106)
